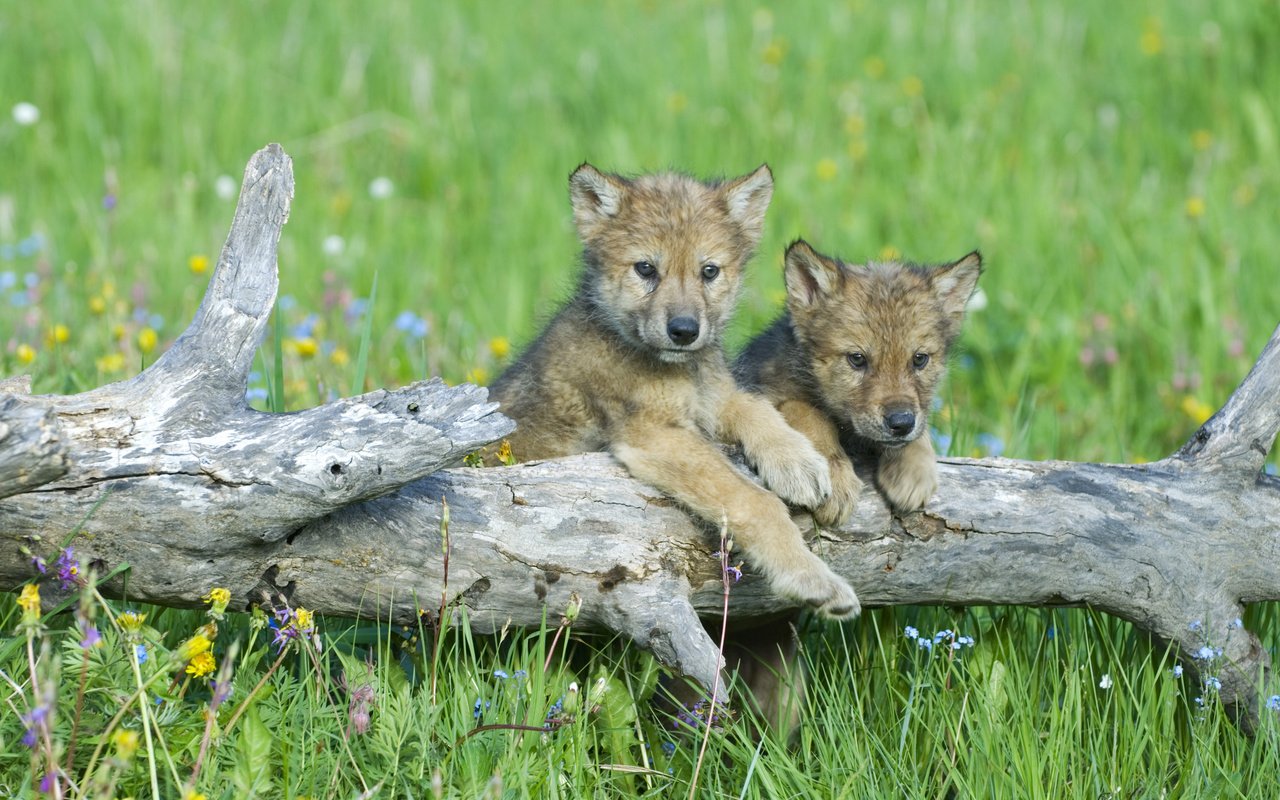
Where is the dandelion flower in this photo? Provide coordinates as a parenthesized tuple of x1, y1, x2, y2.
(489, 336, 511, 360)
(466, 367, 489, 386)
(185, 651, 216, 678)
(1191, 130, 1213, 151)
(16, 343, 36, 365)
(879, 245, 901, 261)
(900, 76, 924, 98)
(88, 296, 106, 314)
(17, 583, 40, 624)
(1184, 196, 1206, 219)
(290, 337, 319, 359)
(863, 56, 886, 79)
(1180, 395, 1213, 425)
(137, 327, 159, 354)
(203, 587, 231, 619)
(189, 254, 210, 274)
(46, 324, 70, 347)
(177, 633, 213, 661)
(113, 729, 140, 761)
(815, 158, 838, 181)
(761, 41, 786, 66)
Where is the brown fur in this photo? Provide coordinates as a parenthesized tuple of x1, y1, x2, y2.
(488, 167, 859, 618)
(736, 240, 983, 523)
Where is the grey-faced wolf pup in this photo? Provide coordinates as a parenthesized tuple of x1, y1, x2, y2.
(736, 240, 983, 525)
(486, 165, 859, 619)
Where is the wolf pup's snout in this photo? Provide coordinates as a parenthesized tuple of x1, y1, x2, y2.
(666, 316, 700, 346)
(883, 408, 917, 439)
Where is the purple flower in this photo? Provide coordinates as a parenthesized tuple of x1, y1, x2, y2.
(31, 555, 46, 574)
(80, 625, 101, 649)
(55, 547, 80, 590)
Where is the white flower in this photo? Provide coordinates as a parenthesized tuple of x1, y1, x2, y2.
(369, 176, 394, 199)
(214, 175, 237, 201)
(965, 287, 988, 312)
(322, 235, 345, 256)
(1099, 673, 1112, 690)
(12, 102, 39, 126)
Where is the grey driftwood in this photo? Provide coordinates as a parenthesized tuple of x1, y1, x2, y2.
(2, 145, 1278, 729)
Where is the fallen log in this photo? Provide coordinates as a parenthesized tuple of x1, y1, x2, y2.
(2, 145, 1277, 729)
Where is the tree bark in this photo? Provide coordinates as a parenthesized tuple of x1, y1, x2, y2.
(2, 145, 1277, 729)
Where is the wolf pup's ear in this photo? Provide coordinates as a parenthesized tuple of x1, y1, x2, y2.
(569, 163, 627, 236)
(784, 239, 844, 311)
(933, 250, 983, 333)
(721, 164, 774, 246)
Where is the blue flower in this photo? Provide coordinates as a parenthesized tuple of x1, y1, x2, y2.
(661, 741, 676, 757)
(1266, 695, 1280, 712)
(977, 433, 1005, 458)
(493, 669, 510, 680)
(394, 311, 429, 339)
(1188, 620, 1203, 632)
(473, 697, 490, 720)
(1204, 676, 1222, 691)
(513, 670, 528, 681)
(291, 314, 319, 339)
(930, 428, 952, 456)
(904, 625, 919, 640)
(1172, 665, 1184, 678)
(1231, 618, 1244, 629)
(1265, 463, 1278, 477)
(245, 388, 269, 403)
(135, 644, 148, 664)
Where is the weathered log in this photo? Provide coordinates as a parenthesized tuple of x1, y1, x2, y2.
(2, 145, 1277, 730)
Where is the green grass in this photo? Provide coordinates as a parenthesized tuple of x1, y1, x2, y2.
(2, 0, 1280, 797)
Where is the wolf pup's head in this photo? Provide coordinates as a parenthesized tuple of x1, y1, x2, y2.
(783, 240, 982, 447)
(569, 164, 773, 363)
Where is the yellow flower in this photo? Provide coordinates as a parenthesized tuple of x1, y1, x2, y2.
(113, 729, 140, 761)
(137, 327, 158, 354)
(1140, 18, 1163, 56)
(111, 323, 126, 341)
(177, 633, 212, 661)
(185, 650, 216, 678)
(17, 583, 40, 624)
(330, 190, 353, 218)
(465, 367, 488, 386)
(329, 346, 350, 367)
(203, 587, 231, 619)
(879, 245, 902, 261)
(183, 791, 208, 800)
(1180, 395, 1214, 425)
(1191, 130, 1213, 151)
(1184, 196, 1206, 219)
(900, 75, 924, 98)
(294, 607, 315, 632)
(497, 439, 516, 467)
(815, 158, 839, 182)
(489, 336, 510, 360)
(290, 337, 318, 359)
(15, 343, 36, 365)
(119, 611, 147, 634)
(666, 92, 688, 113)
(88, 296, 107, 314)
(189, 254, 210, 274)
(46, 324, 70, 347)
(96, 352, 125, 373)
(761, 40, 786, 65)
(863, 56, 886, 79)
(1233, 184, 1257, 207)
(848, 139, 869, 161)
(843, 115, 866, 136)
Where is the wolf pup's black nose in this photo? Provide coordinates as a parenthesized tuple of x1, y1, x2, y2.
(667, 316, 700, 346)
(884, 410, 916, 438)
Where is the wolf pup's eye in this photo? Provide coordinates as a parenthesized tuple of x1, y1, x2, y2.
(847, 352, 868, 370)
(634, 261, 657, 278)
(701, 263, 720, 281)
(912, 352, 930, 369)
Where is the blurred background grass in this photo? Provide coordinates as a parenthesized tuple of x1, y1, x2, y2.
(2, 1, 1280, 796)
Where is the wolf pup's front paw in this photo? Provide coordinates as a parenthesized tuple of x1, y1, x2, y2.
(813, 456, 862, 527)
(770, 555, 861, 620)
(877, 439, 938, 511)
(752, 435, 832, 509)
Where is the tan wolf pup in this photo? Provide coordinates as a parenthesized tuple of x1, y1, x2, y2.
(736, 240, 983, 525)
(487, 166, 859, 618)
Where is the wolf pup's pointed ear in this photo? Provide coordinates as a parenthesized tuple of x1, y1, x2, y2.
(784, 239, 843, 310)
(933, 250, 983, 330)
(721, 164, 774, 245)
(569, 163, 627, 236)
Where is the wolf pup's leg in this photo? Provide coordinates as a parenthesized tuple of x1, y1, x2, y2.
(612, 422, 859, 618)
(718, 391, 832, 510)
(877, 434, 938, 511)
(770, 398, 863, 527)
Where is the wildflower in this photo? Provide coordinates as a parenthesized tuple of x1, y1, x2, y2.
(666, 92, 688, 113)
(88, 295, 106, 314)
(1180, 396, 1213, 426)
(661, 741, 677, 757)
(204, 587, 231, 619)
(933, 629, 954, 643)
(183, 791, 208, 800)
(1231, 618, 1244, 629)
(1191, 129, 1213, 151)
(496, 439, 516, 466)
(815, 158, 838, 181)
(215, 174, 238, 201)
(189, 255, 210, 274)
(513, 669, 528, 681)
(96, 352, 126, 373)
(965, 287, 988, 312)
(323, 235, 345, 256)
(466, 367, 489, 385)
(31, 554, 46, 573)
(473, 697, 490, 720)
(489, 336, 511, 360)
(1194, 645, 1218, 661)
(245, 388, 269, 403)
(17, 583, 40, 625)
(1139, 21, 1163, 56)
(12, 102, 39, 125)
(1184, 196, 1206, 219)
(904, 625, 919, 639)
(294, 607, 315, 633)
(900, 75, 924, 98)
(21, 703, 50, 747)
(879, 245, 901, 261)
(761, 40, 786, 66)
(1172, 664, 1184, 678)
(46, 323, 70, 347)
(918, 638, 933, 651)
(329, 346, 350, 367)
(177, 633, 213, 662)
(1188, 620, 1203, 632)
(348, 682, 375, 734)
(80, 625, 102, 649)
(15, 343, 36, 365)
(977, 433, 1005, 458)
(1266, 695, 1280, 712)
(957, 635, 975, 647)
(725, 563, 743, 582)
(369, 176, 395, 199)
(54, 547, 80, 590)
(1099, 674, 1113, 690)
(394, 310, 429, 339)
(119, 610, 146, 635)
(290, 337, 319, 358)
(135, 644, 149, 663)
(863, 56, 886, 79)
(137, 327, 159, 354)
(1205, 676, 1222, 691)
(186, 651, 216, 678)
(113, 729, 140, 762)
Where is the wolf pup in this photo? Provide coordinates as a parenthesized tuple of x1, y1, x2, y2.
(487, 166, 859, 618)
(737, 240, 982, 525)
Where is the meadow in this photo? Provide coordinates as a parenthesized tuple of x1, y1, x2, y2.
(2, 1, 1280, 797)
